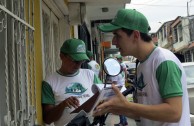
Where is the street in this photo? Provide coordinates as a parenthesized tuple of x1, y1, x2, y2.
(104, 114, 137, 126)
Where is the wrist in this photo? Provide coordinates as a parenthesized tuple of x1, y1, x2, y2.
(61, 100, 68, 108)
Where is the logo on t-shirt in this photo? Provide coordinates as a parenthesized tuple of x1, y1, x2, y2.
(95, 64, 100, 70)
(65, 82, 87, 95)
(137, 73, 147, 91)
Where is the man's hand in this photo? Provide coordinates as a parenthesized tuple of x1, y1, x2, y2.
(42, 96, 80, 124)
(93, 84, 128, 116)
(63, 96, 80, 108)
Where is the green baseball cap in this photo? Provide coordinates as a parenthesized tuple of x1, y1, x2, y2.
(116, 55, 122, 59)
(60, 38, 89, 61)
(98, 9, 150, 34)
(86, 51, 93, 58)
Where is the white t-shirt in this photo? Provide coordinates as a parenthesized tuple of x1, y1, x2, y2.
(120, 62, 127, 70)
(88, 60, 100, 76)
(136, 47, 191, 126)
(42, 69, 101, 126)
(111, 72, 125, 86)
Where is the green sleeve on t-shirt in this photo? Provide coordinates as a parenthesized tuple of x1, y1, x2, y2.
(156, 60, 183, 99)
(93, 74, 102, 84)
(42, 81, 55, 105)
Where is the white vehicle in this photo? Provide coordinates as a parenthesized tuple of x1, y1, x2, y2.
(182, 62, 194, 126)
(123, 61, 136, 69)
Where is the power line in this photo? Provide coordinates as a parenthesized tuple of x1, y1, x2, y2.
(131, 3, 194, 8)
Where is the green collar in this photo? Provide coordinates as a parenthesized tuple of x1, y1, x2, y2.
(140, 46, 157, 63)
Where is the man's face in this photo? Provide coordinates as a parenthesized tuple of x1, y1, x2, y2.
(61, 54, 85, 74)
(116, 58, 122, 63)
(112, 29, 135, 56)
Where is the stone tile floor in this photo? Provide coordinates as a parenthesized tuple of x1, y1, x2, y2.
(97, 114, 137, 126)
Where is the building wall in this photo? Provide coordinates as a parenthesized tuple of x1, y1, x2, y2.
(34, 1, 43, 124)
(156, 16, 194, 62)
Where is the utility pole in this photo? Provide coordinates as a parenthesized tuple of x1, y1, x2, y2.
(187, 0, 193, 16)
(187, 1, 189, 16)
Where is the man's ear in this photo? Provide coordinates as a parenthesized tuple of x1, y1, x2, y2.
(133, 30, 140, 39)
(60, 53, 64, 60)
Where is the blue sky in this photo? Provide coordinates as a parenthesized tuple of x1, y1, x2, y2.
(126, 0, 194, 33)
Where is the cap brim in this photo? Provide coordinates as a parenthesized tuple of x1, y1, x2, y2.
(70, 53, 89, 61)
(98, 23, 122, 32)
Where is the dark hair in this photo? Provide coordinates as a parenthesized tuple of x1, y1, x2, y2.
(140, 32, 152, 42)
(60, 52, 67, 56)
(121, 28, 133, 36)
(121, 28, 152, 42)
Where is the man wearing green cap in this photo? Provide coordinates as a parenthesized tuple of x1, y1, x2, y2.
(86, 50, 101, 77)
(93, 9, 191, 126)
(41, 38, 102, 126)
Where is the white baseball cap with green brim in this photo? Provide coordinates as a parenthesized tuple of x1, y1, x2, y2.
(60, 38, 89, 61)
(98, 9, 150, 34)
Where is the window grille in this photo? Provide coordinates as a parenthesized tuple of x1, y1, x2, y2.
(189, 18, 194, 41)
(173, 28, 178, 43)
(0, 0, 36, 125)
(178, 24, 183, 42)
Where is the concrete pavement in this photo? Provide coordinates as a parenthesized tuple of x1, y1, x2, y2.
(104, 114, 137, 126)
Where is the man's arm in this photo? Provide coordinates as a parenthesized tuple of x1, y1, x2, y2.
(42, 101, 66, 124)
(42, 96, 79, 124)
(127, 61, 183, 121)
(42, 81, 79, 124)
(127, 60, 182, 122)
(93, 84, 182, 122)
(125, 96, 182, 122)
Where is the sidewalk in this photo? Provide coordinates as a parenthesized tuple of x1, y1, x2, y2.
(105, 114, 137, 126)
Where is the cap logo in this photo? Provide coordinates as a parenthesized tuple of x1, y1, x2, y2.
(76, 44, 85, 53)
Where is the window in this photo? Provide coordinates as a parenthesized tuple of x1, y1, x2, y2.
(185, 51, 192, 62)
(173, 28, 178, 43)
(42, 2, 61, 77)
(163, 25, 166, 38)
(178, 24, 183, 42)
(160, 30, 163, 42)
(190, 18, 194, 41)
